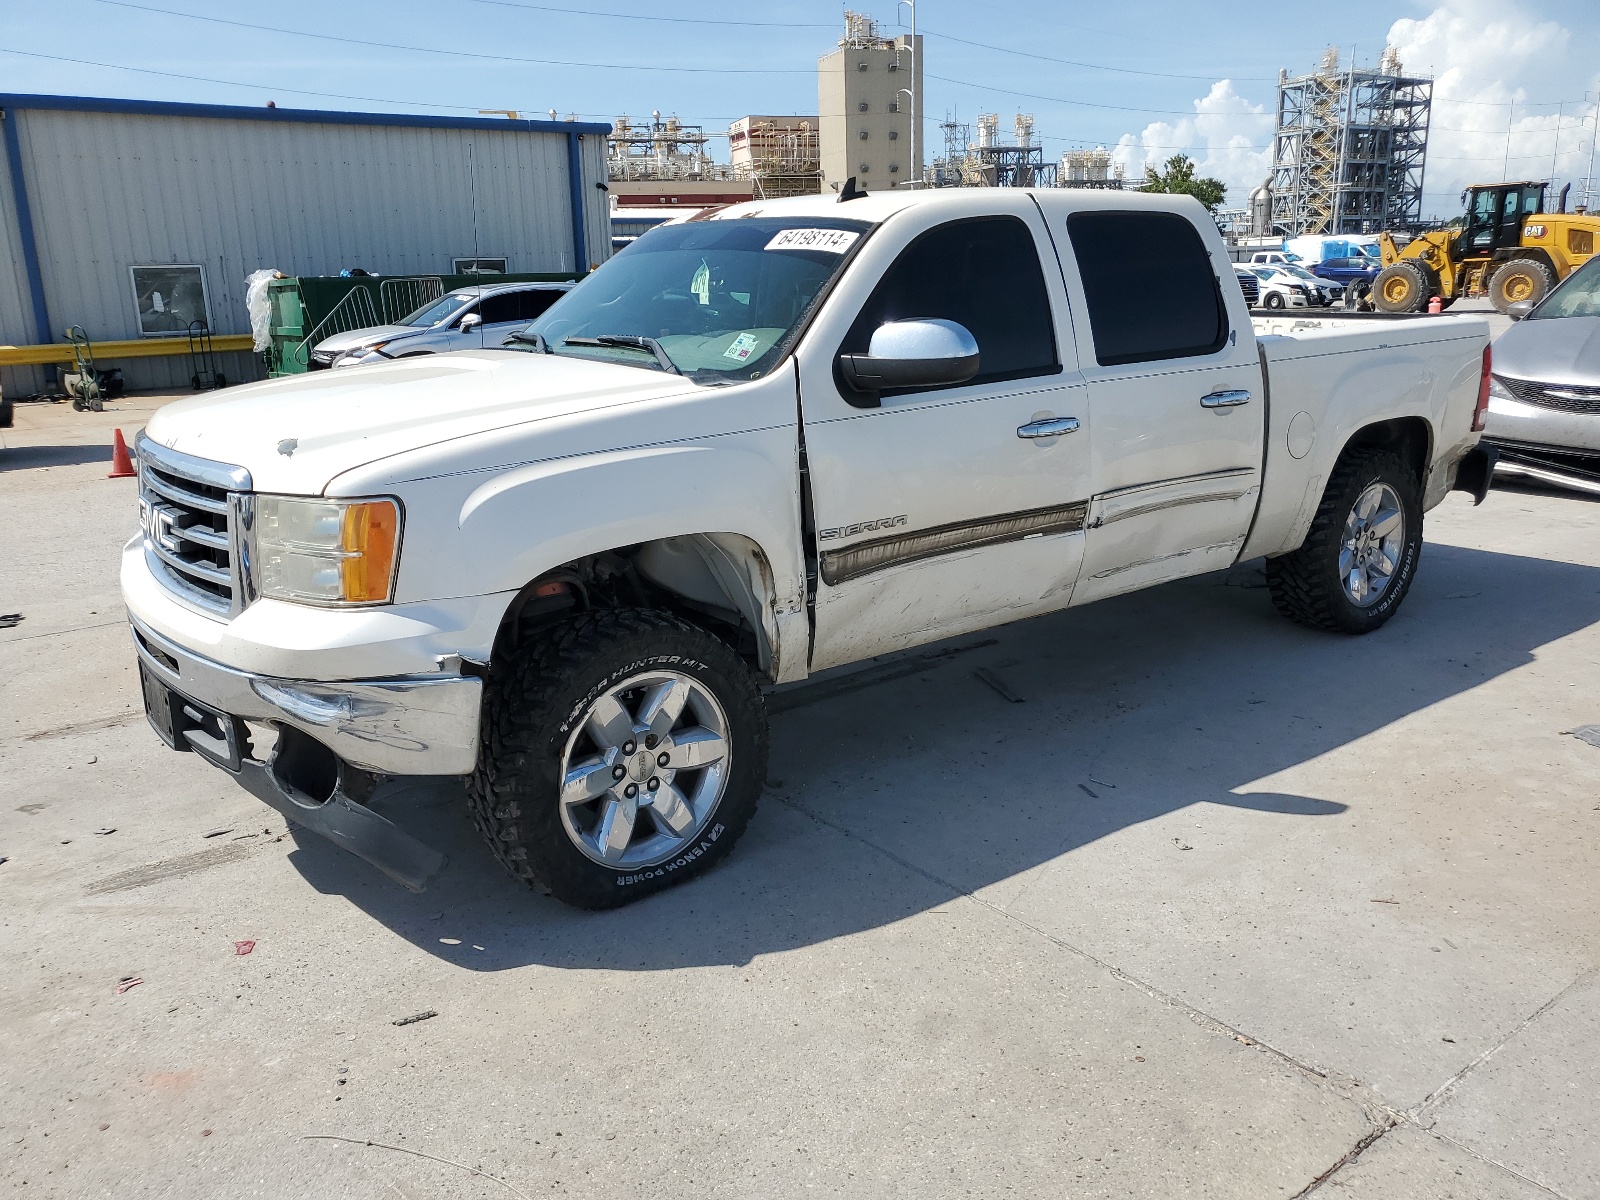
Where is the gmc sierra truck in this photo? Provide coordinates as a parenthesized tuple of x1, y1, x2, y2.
(123, 189, 1497, 907)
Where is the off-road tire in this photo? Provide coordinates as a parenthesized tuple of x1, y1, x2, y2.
(1265, 448, 1423, 635)
(1488, 257, 1556, 313)
(1373, 262, 1429, 313)
(468, 608, 767, 908)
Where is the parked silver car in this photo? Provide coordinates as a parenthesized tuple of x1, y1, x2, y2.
(1486, 255, 1600, 495)
(312, 281, 573, 368)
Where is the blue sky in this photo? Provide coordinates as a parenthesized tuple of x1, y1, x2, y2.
(4, 0, 1598, 218)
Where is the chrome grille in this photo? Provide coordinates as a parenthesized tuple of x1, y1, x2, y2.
(136, 435, 253, 617)
(1498, 375, 1600, 416)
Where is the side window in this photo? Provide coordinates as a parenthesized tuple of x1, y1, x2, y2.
(842, 216, 1058, 389)
(1067, 211, 1227, 366)
(519, 289, 564, 321)
(479, 293, 524, 324)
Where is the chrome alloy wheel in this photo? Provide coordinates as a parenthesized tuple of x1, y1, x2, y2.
(558, 670, 731, 868)
(1340, 481, 1405, 607)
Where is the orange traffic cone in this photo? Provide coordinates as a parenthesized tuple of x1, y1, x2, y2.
(108, 429, 136, 479)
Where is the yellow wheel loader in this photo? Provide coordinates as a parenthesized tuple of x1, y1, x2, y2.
(1374, 181, 1600, 314)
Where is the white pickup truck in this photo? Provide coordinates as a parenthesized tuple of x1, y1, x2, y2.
(124, 189, 1496, 907)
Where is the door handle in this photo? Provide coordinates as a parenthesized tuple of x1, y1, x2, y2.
(1017, 416, 1080, 439)
(1200, 390, 1252, 409)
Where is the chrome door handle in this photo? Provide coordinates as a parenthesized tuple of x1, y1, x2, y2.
(1200, 390, 1252, 409)
(1017, 417, 1080, 439)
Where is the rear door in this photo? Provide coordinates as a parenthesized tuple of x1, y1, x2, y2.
(1039, 202, 1265, 604)
(795, 198, 1092, 671)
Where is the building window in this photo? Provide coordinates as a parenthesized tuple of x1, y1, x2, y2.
(453, 257, 508, 275)
(889, 164, 900, 173)
(857, 62, 868, 71)
(859, 163, 870, 173)
(888, 130, 899, 141)
(858, 102, 869, 112)
(888, 101, 899, 113)
(130, 265, 210, 336)
(859, 130, 869, 140)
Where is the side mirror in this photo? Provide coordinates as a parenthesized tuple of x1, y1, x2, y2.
(457, 312, 483, 333)
(1506, 300, 1534, 321)
(838, 319, 980, 394)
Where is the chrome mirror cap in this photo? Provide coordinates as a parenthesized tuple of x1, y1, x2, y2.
(838, 319, 981, 395)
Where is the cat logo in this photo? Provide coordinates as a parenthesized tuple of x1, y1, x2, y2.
(1525, 225, 1547, 238)
(818, 514, 907, 541)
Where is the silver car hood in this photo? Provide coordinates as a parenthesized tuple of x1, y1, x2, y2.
(1494, 314, 1600, 387)
(313, 324, 419, 355)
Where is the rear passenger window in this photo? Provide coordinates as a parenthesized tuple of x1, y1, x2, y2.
(842, 216, 1058, 389)
(1067, 211, 1228, 366)
(519, 289, 564, 321)
(479, 293, 524, 324)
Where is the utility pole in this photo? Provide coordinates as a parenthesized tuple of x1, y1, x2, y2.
(1551, 102, 1562, 185)
(1587, 91, 1599, 211)
(1503, 101, 1514, 181)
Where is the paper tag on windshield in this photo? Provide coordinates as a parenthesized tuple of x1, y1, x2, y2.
(765, 228, 860, 254)
(724, 332, 762, 361)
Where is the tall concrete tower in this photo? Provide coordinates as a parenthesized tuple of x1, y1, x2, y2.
(818, 12, 923, 193)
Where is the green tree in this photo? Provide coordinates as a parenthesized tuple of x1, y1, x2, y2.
(1140, 154, 1227, 212)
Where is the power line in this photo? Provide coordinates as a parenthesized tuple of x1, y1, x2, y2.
(87, 0, 813, 74)
(920, 29, 1278, 83)
(0, 45, 488, 111)
(462, 0, 831, 28)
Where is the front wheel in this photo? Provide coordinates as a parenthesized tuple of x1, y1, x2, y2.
(468, 609, 768, 908)
(1265, 292, 1286, 310)
(1488, 258, 1556, 313)
(1373, 262, 1429, 313)
(1266, 449, 1423, 634)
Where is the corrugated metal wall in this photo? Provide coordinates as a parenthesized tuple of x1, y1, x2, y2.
(0, 99, 611, 395)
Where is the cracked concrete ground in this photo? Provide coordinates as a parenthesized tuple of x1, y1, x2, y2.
(2, 388, 1597, 1198)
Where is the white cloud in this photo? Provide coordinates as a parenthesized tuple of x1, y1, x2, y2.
(1107, 0, 1600, 219)
(1109, 80, 1273, 210)
(1387, 0, 1599, 213)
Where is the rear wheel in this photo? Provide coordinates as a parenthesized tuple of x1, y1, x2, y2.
(468, 609, 767, 908)
(1373, 262, 1429, 313)
(1488, 258, 1556, 313)
(1266, 448, 1423, 635)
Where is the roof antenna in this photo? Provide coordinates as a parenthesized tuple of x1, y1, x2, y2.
(837, 175, 868, 203)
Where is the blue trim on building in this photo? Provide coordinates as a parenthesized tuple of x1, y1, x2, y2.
(566, 132, 588, 271)
(1, 108, 52, 346)
(0, 93, 611, 137)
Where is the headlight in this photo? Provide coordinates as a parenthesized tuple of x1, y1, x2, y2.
(252, 496, 402, 605)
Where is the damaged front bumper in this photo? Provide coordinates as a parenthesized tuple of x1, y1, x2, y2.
(130, 616, 481, 891)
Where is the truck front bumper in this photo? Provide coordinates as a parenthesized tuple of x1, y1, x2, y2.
(130, 614, 480, 892)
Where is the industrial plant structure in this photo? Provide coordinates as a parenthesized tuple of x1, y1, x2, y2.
(1266, 47, 1432, 235)
(728, 116, 823, 198)
(930, 113, 1058, 188)
(818, 12, 922, 192)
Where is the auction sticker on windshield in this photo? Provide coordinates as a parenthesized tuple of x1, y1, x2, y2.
(765, 228, 860, 254)
(723, 332, 763, 361)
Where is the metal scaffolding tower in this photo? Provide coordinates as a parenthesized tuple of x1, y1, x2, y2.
(1268, 46, 1432, 235)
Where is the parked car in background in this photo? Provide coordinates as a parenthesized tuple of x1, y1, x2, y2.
(1276, 263, 1344, 306)
(1284, 235, 1383, 265)
(311, 281, 574, 368)
(1485, 254, 1600, 495)
(1313, 256, 1381, 309)
(1249, 251, 1302, 266)
(1248, 266, 1311, 309)
(1232, 265, 1260, 308)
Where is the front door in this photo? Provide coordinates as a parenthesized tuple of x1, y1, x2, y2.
(796, 199, 1092, 672)
(1035, 202, 1265, 604)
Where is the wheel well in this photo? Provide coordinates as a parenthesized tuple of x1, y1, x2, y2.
(1342, 417, 1432, 484)
(493, 535, 780, 680)
(1493, 247, 1556, 275)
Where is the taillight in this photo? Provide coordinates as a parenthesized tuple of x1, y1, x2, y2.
(1473, 344, 1491, 432)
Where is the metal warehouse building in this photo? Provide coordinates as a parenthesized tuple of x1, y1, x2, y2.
(0, 94, 612, 393)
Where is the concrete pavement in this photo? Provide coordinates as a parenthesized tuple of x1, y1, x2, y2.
(2, 389, 1596, 1198)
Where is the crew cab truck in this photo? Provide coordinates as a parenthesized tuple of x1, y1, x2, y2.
(124, 189, 1496, 907)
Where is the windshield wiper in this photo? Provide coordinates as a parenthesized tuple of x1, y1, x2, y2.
(563, 335, 681, 375)
(502, 329, 551, 353)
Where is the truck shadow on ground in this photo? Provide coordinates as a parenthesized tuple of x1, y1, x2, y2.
(0, 444, 114, 471)
(284, 541, 1600, 971)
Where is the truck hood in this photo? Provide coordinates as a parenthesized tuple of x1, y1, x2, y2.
(143, 351, 699, 494)
(1494, 314, 1600, 388)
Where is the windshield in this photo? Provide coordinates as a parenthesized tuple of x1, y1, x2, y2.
(1282, 265, 1321, 282)
(1532, 255, 1600, 319)
(401, 292, 475, 327)
(508, 217, 870, 382)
